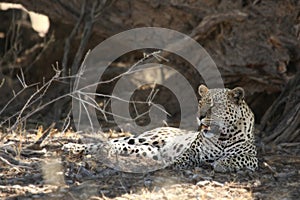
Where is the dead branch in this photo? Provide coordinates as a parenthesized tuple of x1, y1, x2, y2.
(190, 10, 248, 41)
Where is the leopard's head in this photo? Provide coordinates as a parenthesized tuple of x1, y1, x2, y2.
(197, 84, 248, 137)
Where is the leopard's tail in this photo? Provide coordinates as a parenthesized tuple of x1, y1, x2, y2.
(62, 142, 106, 155)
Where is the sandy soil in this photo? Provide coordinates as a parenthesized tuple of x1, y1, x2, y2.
(0, 129, 299, 200)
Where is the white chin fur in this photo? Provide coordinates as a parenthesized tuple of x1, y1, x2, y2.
(196, 117, 201, 126)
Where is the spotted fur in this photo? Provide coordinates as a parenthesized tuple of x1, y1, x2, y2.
(63, 85, 258, 172)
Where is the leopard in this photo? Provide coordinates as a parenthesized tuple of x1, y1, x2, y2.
(63, 84, 258, 173)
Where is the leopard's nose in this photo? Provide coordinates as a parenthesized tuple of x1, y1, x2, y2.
(199, 113, 206, 120)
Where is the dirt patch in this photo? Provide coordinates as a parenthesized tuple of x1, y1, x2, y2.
(0, 129, 299, 200)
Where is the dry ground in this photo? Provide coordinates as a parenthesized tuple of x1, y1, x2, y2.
(0, 128, 299, 200)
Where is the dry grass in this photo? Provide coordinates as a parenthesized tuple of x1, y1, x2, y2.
(0, 129, 299, 200)
(113, 183, 253, 200)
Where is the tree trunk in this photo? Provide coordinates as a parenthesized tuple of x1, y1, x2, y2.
(260, 72, 300, 144)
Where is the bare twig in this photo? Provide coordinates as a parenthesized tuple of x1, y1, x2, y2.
(0, 82, 39, 116)
(61, 110, 72, 134)
(2, 47, 171, 135)
(62, 0, 86, 76)
(0, 78, 4, 88)
(71, 0, 96, 79)
(10, 67, 61, 130)
(0, 151, 33, 169)
(70, 52, 171, 129)
(26, 123, 56, 150)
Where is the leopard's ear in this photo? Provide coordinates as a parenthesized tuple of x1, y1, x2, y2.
(229, 87, 245, 104)
(198, 84, 209, 97)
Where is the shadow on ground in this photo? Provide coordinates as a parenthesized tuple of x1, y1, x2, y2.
(1, 130, 299, 200)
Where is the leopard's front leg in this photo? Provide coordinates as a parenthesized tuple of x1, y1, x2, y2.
(172, 150, 198, 169)
(213, 153, 258, 172)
